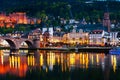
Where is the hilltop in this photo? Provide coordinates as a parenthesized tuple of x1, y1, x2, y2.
(0, 0, 120, 23)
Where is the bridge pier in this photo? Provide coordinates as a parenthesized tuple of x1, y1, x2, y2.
(33, 39, 40, 49)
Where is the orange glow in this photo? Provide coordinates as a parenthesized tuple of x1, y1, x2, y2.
(37, 19, 41, 24)
(0, 55, 28, 78)
(19, 63, 27, 77)
(0, 65, 9, 74)
(0, 12, 40, 28)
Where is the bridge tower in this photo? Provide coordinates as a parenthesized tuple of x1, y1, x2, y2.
(103, 5, 111, 32)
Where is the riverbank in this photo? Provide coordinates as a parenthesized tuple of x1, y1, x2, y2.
(0, 46, 113, 52)
(20, 46, 113, 52)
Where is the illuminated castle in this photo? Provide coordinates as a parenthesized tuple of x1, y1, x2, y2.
(0, 12, 41, 28)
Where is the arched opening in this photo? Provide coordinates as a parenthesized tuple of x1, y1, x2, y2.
(0, 39, 16, 49)
(0, 39, 17, 55)
(0, 39, 9, 47)
(5, 39, 16, 49)
(19, 40, 33, 55)
(20, 40, 33, 49)
(20, 42, 28, 48)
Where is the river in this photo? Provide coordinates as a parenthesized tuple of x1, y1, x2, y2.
(0, 50, 119, 80)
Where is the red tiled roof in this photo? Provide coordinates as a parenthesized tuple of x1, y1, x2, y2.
(90, 30, 103, 34)
(93, 30, 103, 32)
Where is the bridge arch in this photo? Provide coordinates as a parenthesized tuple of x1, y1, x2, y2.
(0, 37, 37, 49)
(4, 39, 17, 49)
(20, 40, 33, 49)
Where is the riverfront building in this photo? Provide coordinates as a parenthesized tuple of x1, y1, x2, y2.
(63, 29, 89, 45)
(110, 32, 119, 45)
(89, 30, 109, 46)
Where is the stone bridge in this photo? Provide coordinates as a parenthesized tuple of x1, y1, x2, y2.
(0, 36, 40, 49)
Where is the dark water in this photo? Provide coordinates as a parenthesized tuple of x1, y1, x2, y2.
(0, 50, 120, 80)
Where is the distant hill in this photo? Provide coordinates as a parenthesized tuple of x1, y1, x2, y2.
(1, 0, 120, 23)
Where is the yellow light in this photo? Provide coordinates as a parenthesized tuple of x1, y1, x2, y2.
(79, 53, 82, 65)
(28, 55, 34, 66)
(46, 67, 48, 72)
(33, 56, 35, 66)
(1, 55, 3, 65)
(15, 57, 17, 68)
(49, 52, 55, 65)
(18, 57, 20, 68)
(47, 53, 50, 65)
(70, 53, 75, 65)
(27, 56, 30, 66)
(85, 54, 89, 69)
(9, 57, 11, 68)
(91, 55, 94, 65)
(83, 54, 85, 68)
(40, 54, 43, 66)
(12, 56, 14, 68)
(96, 54, 99, 65)
(61, 54, 63, 64)
(111, 55, 117, 72)
(57, 56, 60, 64)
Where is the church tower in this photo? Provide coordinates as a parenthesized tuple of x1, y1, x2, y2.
(103, 5, 111, 32)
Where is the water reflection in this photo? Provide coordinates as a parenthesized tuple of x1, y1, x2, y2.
(9, 55, 27, 77)
(0, 50, 120, 80)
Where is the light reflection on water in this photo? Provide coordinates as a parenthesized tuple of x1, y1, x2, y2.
(0, 50, 120, 80)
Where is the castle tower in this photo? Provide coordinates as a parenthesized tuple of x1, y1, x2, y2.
(103, 5, 111, 32)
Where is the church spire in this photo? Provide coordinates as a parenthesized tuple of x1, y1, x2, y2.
(103, 4, 111, 32)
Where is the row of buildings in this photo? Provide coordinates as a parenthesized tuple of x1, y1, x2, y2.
(2, 5, 119, 47)
(27, 27, 119, 47)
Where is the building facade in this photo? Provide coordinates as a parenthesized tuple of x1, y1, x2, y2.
(110, 32, 119, 46)
(63, 29, 89, 45)
(89, 30, 106, 46)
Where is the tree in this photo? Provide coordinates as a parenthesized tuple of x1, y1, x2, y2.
(18, 26, 26, 31)
(36, 11, 47, 20)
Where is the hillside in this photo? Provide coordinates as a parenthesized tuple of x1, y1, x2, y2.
(0, 0, 120, 23)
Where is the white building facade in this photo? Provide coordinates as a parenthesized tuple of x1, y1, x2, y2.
(110, 32, 119, 46)
(89, 30, 107, 46)
(64, 29, 89, 45)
